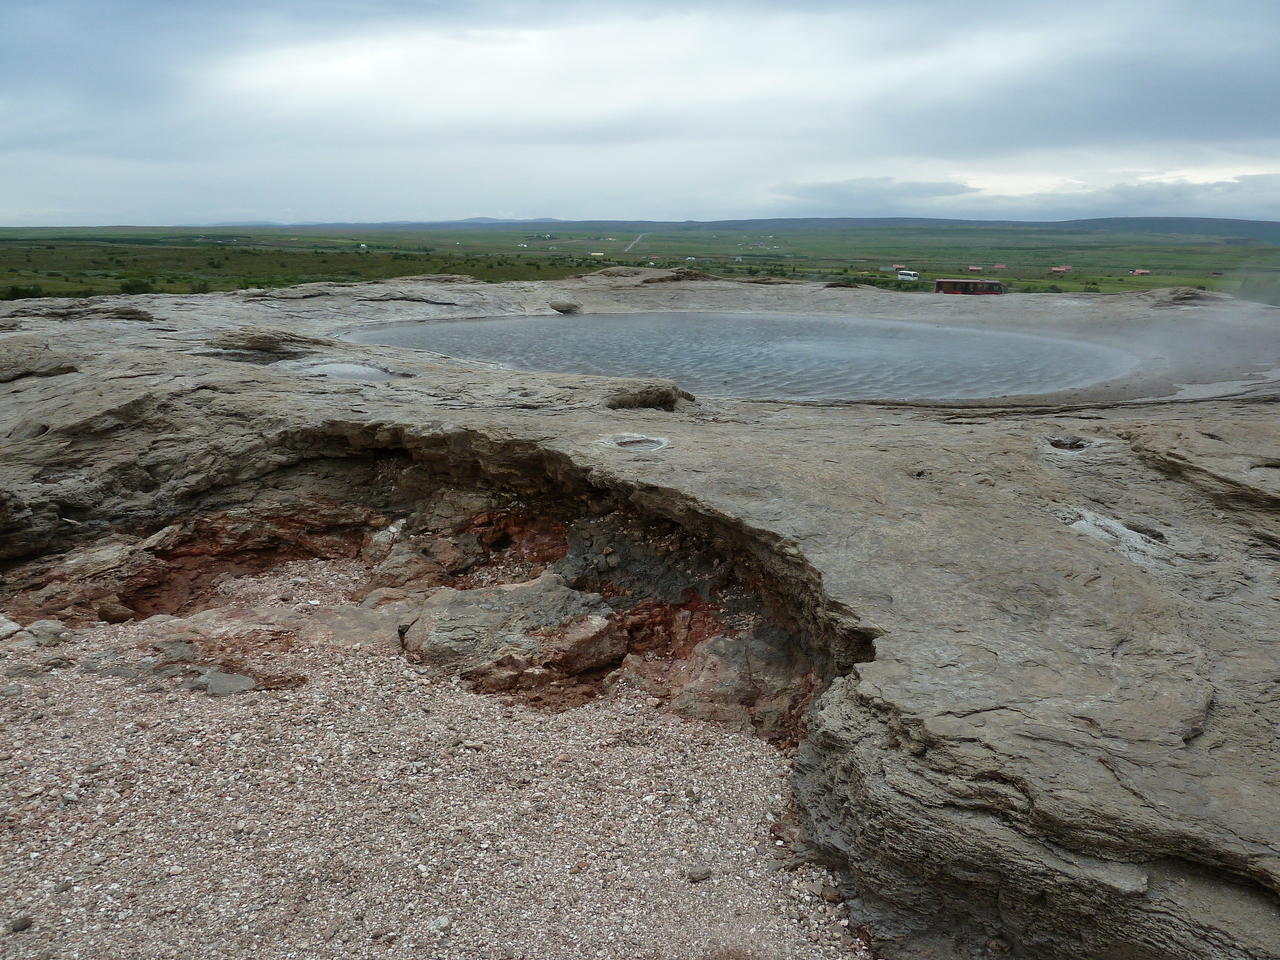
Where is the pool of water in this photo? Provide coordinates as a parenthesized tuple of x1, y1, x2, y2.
(342, 312, 1139, 400)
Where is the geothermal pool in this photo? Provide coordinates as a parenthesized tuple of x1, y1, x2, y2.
(343, 311, 1139, 401)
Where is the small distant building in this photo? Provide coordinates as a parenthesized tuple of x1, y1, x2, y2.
(967, 265, 983, 272)
(589, 252, 605, 257)
(734, 256, 743, 262)
(892, 263, 907, 270)
(935, 278, 1005, 295)
(1050, 265, 1073, 273)
(992, 263, 1008, 271)
(1131, 268, 1151, 276)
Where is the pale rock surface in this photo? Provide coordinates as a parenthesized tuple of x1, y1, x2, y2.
(2, 273, 1280, 959)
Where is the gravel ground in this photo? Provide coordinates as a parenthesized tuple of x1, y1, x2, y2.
(208, 559, 370, 608)
(1, 564, 872, 960)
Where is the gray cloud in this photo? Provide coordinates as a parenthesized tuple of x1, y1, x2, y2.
(769, 174, 1280, 221)
(772, 178, 981, 216)
(3, 1, 1279, 224)
(989, 175, 1280, 221)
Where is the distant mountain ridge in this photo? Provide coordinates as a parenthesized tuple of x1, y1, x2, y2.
(203, 216, 1280, 242)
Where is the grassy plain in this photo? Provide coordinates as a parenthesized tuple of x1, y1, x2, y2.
(2, 218, 1278, 302)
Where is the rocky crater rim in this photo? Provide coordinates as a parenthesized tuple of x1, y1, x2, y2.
(1, 423, 878, 742)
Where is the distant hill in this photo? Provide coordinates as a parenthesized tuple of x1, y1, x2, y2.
(1040, 217, 1280, 242)
(553, 216, 1280, 243)
(457, 217, 563, 224)
(214, 216, 1280, 244)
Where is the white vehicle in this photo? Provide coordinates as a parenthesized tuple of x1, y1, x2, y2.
(897, 270, 920, 281)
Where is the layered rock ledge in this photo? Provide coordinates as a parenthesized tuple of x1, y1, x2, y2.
(3, 272, 1280, 959)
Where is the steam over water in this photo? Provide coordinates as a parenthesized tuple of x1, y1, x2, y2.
(345, 311, 1138, 400)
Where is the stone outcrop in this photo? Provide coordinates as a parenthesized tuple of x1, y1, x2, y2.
(204, 326, 339, 355)
(3, 273, 1280, 959)
(0, 335, 77, 383)
(603, 381, 694, 411)
(402, 572, 621, 678)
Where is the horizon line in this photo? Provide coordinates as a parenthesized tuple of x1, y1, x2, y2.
(3, 214, 1280, 229)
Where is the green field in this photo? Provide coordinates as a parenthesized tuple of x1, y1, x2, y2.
(2, 217, 1278, 302)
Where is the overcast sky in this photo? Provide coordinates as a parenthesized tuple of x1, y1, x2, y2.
(3, 0, 1279, 225)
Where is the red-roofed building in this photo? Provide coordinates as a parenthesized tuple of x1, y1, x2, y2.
(968, 265, 983, 272)
(1131, 268, 1152, 276)
(992, 263, 1008, 270)
(1050, 265, 1073, 273)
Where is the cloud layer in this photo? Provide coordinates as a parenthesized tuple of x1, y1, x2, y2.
(3, 1, 1279, 224)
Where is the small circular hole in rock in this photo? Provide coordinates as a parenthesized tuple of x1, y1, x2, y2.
(601, 434, 669, 451)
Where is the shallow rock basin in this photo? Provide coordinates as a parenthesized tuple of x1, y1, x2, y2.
(273, 359, 407, 381)
(344, 311, 1139, 400)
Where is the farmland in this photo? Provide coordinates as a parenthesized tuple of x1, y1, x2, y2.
(2, 217, 1278, 302)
